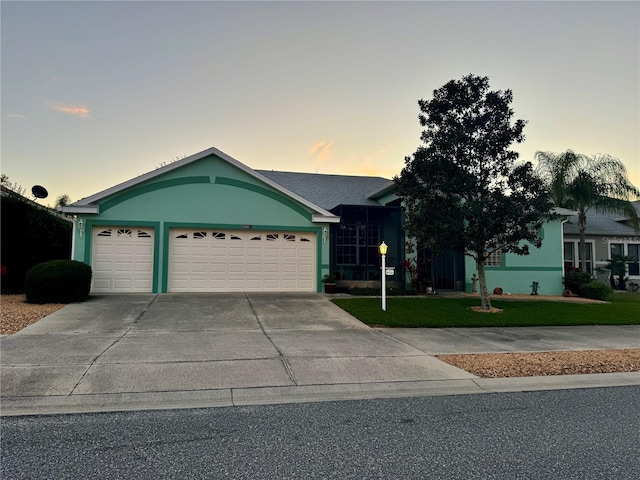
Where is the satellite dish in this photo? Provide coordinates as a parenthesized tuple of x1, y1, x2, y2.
(31, 185, 48, 199)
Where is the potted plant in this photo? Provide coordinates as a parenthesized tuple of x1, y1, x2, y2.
(322, 274, 337, 294)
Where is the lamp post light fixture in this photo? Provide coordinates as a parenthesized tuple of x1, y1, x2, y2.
(379, 241, 388, 311)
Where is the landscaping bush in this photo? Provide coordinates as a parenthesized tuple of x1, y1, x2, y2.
(25, 260, 92, 304)
(564, 269, 592, 295)
(579, 281, 612, 301)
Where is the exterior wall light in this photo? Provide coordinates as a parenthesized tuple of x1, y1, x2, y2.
(78, 218, 85, 237)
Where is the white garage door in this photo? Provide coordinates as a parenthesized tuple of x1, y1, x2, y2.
(92, 227, 154, 293)
(169, 229, 316, 292)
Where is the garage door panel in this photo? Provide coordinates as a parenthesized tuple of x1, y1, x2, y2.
(281, 264, 297, 274)
(264, 263, 280, 273)
(210, 263, 227, 273)
(169, 229, 316, 292)
(246, 263, 262, 273)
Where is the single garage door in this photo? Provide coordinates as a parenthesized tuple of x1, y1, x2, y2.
(92, 227, 154, 292)
(169, 229, 316, 292)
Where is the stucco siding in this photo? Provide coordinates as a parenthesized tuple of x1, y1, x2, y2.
(465, 220, 565, 295)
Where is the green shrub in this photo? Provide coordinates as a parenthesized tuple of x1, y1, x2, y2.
(564, 269, 592, 295)
(579, 281, 612, 301)
(25, 260, 92, 304)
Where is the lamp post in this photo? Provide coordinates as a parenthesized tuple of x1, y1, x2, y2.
(379, 241, 388, 311)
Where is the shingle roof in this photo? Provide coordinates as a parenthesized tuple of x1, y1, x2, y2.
(563, 201, 640, 236)
(256, 170, 394, 210)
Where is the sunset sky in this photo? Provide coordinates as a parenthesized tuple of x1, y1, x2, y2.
(2, 1, 638, 205)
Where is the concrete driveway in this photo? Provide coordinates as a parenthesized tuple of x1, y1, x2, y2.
(0, 293, 474, 414)
(2, 293, 639, 416)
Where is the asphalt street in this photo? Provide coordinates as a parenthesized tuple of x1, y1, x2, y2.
(2, 386, 639, 479)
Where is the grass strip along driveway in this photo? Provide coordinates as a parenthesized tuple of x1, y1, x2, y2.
(332, 294, 640, 328)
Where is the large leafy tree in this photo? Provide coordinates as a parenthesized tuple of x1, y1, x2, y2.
(394, 74, 553, 310)
(535, 150, 640, 272)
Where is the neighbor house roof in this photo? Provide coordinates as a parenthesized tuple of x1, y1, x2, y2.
(257, 170, 394, 211)
(563, 201, 640, 236)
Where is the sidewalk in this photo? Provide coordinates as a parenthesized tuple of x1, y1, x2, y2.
(1, 294, 639, 416)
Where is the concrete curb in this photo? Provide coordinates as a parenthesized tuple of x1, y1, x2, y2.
(2, 372, 639, 417)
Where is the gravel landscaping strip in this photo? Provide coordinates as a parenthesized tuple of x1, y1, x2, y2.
(1, 295, 65, 335)
(437, 349, 640, 377)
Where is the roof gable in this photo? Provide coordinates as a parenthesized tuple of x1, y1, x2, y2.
(63, 147, 338, 222)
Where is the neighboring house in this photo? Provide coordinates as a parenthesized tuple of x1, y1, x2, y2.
(562, 201, 640, 285)
(62, 146, 568, 295)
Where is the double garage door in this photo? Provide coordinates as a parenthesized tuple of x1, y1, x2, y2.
(91, 227, 316, 293)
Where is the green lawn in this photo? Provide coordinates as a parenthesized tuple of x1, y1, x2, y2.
(332, 294, 640, 328)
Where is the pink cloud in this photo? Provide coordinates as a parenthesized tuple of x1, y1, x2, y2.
(310, 141, 334, 167)
(52, 104, 90, 118)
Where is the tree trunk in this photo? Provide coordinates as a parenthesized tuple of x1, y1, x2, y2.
(476, 259, 492, 310)
(578, 211, 588, 272)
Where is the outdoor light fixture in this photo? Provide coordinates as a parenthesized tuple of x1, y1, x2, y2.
(322, 227, 328, 244)
(379, 241, 388, 311)
(78, 218, 85, 237)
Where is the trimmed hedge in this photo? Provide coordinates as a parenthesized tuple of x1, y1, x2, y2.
(579, 281, 612, 301)
(1, 193, 72, 292)
(25, 260, 92, 304)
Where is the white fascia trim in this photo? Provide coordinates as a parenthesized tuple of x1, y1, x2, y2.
(59, 205, 99, 214)
(551, 207, 578, 216)
(312, 214, 341, 224)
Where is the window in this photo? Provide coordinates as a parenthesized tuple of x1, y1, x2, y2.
(628, 244, 640, 276)
(266, 233, 279, 241)
(212, 232, 226, 240)
(564, 242, 575, 271)
(117, 229, 132, 237)
(193, 231, 206, 240)
(137, 230, 151, 238)
(610, 243, 624, 258)
(564, 241, 593, 274)
(485, 248, 503, 267)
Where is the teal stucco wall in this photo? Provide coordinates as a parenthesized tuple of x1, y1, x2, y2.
(464, 220, 565, 296)
(72, 154, 331, 292)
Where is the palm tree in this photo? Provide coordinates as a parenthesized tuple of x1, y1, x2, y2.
(535, 150, 640, 272)
(55, 194, 71, 208)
